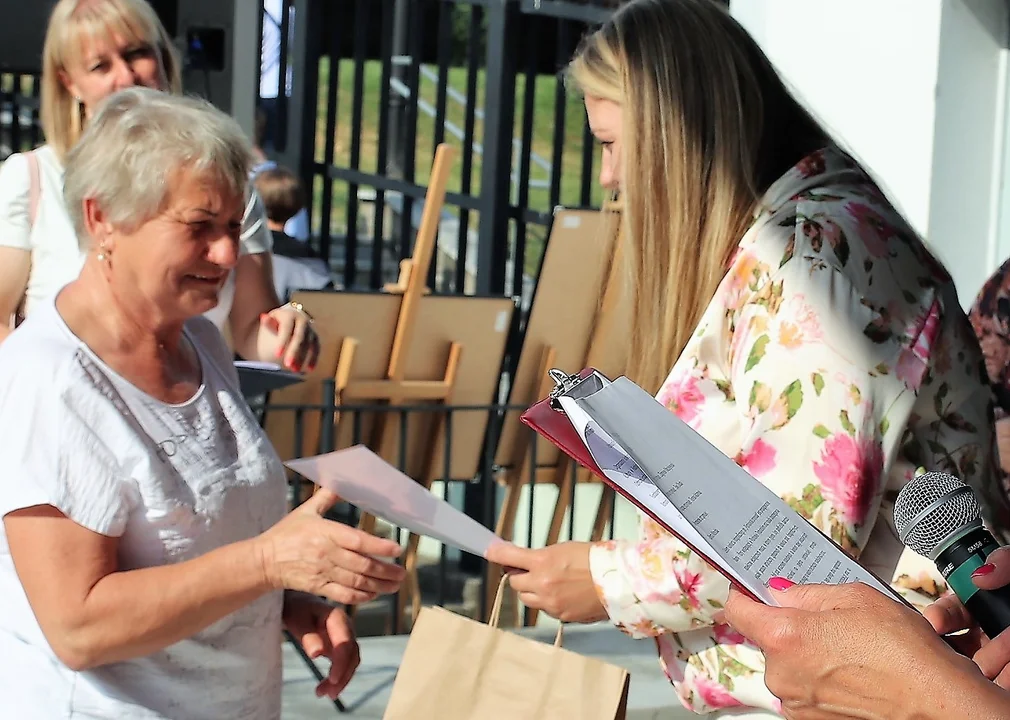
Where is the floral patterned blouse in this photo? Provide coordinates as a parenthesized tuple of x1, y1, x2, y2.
(588, 147, 1010, 716)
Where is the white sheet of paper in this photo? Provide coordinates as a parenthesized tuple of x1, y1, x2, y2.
(285, 446, 508, 558)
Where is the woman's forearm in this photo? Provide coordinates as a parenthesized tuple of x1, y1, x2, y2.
(49, 537, 271, 671)
(229, 252, 280, 361)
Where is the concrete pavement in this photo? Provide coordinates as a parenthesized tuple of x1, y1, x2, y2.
(281, 621, 694, 719)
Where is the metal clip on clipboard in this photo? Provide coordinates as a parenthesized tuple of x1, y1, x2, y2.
(547, 368, 580, 410)
(547, 367, 611, 411)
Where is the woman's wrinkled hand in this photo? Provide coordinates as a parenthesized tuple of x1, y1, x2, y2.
(256, 489, 404, 605)
(925, 547, 1010, 687)
(258, 303, 320, 372)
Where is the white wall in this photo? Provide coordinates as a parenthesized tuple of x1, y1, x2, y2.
(732, 0, 943, 236)
(930, 0, 1009, 303)
(732, 0, 1010, 306)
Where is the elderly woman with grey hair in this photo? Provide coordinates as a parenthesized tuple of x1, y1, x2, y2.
(0, 87, 404, 719)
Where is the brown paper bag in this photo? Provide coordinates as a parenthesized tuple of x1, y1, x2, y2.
(383, 576, 630, 719)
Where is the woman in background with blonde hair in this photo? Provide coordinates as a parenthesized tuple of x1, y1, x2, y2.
(0, 0, 319, 372)
(487, 0, 1010, 716)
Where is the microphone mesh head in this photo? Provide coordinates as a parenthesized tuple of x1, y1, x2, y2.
(893, 471, 981, 558)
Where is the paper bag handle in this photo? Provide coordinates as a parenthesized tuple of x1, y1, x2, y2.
(489, 573, 564, 648)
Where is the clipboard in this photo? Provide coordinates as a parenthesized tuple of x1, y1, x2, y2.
(519, 367, 761, 602)
(520, 367, 913, 608)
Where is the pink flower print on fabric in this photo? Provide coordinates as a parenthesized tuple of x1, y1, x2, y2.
(657, 372, 706, 427)
(814, 433, 884, 525)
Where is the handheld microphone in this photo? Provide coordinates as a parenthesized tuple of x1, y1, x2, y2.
(894, 472, 1010, 639)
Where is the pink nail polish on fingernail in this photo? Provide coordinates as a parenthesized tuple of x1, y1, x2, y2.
(973, 564, 996, 578)
(768, 576, 795, 591)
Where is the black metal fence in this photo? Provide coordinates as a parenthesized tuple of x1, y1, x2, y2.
(254, 0, 627, 638)
(0, 73, 41, 161)
(296, 0, 617, 298)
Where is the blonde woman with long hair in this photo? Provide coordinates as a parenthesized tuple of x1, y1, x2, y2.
(487, 0, 1010, 716)
(0, 0, 319, 372)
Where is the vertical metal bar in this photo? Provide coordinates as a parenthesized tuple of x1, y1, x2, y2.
(580, 113, 595, 208)
(454, 5, 482, 294)
(371, 0, 397, 289)
(293, 407, 305, 501)
(255, 0, 266, 131)
(29, 75, 41, 149)
(512, 16, 539, 297)
(397, 1, 424, 262)
(351, 410, 363, 444)
(10, 76, 22, 154)
(318, 0, 340, 263)
(397, 408, 409, 474)
(351, 410, 364, 528)
(432, 3, 452, 155)
(429, 1, 454, 291)
(320, 379, 336, 453)
(475, 0, 518, 296)
(388, 0, 410, 179)
(609, 489, 617, 541)
(344, 0, 371, 288)
(275, 0, 292, 152)
(293, 0, 321, 242)
(439, 409, 453, 608)
(479, 409, 500, 621)
(568, 460, 577, 541)
(549, 19, 571, 210)
(522, 420, 539, 626)
(278, 0, 312, 191)
(293, 407, 304, 457)
(392, 407, 410, 635)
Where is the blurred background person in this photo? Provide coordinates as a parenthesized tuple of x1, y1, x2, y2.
(969, 263, 1010, 492)
(0, 0, 317, 374)
(253, 165, 332, 302)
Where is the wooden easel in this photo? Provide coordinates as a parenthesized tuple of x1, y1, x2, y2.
(487, 201, 629, 625)
(319, 143, 461, 629)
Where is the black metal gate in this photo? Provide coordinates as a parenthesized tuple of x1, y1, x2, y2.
(296, 0, 617, 299)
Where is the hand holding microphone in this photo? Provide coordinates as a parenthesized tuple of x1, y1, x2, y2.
(925, 546, 1010, 687)
(894, 472, 1010, 640)
(895, 471, 1010, 688)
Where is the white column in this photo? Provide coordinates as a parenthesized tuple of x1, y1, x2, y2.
(929, 0, 1009, 302)
(229, 0, 260, 140)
